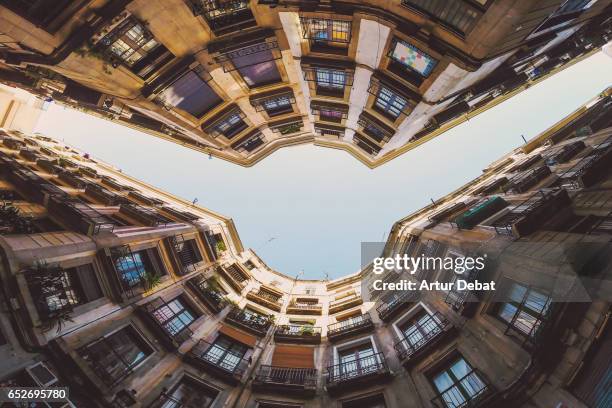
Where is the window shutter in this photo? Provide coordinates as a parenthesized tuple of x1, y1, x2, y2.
(218, 324, 256, 347)
(271, 345, 314, 368)
(75, 264, 103, 302)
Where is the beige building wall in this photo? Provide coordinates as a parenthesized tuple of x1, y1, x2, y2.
(0, 84, 44, 134)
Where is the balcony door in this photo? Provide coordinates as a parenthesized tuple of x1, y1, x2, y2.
(338, 342, 377, 378)
(400, 312, 443, 351)
(204, 336, 247, 372)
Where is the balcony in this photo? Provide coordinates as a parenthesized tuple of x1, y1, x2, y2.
(225, 307, 272, 336)
(329, 294, 363, 314)
(393, 313, 455, 367)
(560, 136, 612, 188)
(246, 288, 283, 312)
(119, 203, 173, 227)
(188, 0, 256, 36)
(492, 189, 570, 238)
(430, 369, 493, 408)
(253, 366, 317, 395)
(185, 339, 249, 384)
(444, 268, 481, 318)
(454, 196, 508, 230)
(327, 313, 374, 342)
(286, 300, 322, 315)
(47, 196, 115, 235)
(217, 264, 249, 293)
(507, 165, 552, 194)
(376, 291, 420, 322)
(187, 274, 226, 313)
(274, 325, 322, 344)
(326, 352, 390, 394)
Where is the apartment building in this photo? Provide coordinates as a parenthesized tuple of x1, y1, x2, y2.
(0, 85, 610, 407)
(0, 0, 610, 167)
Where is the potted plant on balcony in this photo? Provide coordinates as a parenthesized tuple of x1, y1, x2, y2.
(143, 271, 162, 291)
(300, 325, 314, 336)
(24, 262, 74, 334)
(216, 240, 227, 254)
(0, 203, 35, 234)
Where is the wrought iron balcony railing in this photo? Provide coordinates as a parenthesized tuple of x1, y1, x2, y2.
(329, 294, 363, 314)
(186, 339, 249, 383)
(326, 352, 388, 387)
(393, 312, 451, 362)
(225, 307, 272, 336)
(274, 325, 321, 344)
(559, 134, 612, 189)
(376, 291, 420, 322)
(286, 301, 322, 315)
(188, 0, 255, 35)
(120, 203, 173, 227)
(47, 196, 115, 236)
(327, 313, 374, 340)
(254, 365, 317, 389)
(246, 289, 282, 312)
(430, 369, 491, 408)
(217, 264, 249, 292)
(187, 274, 225, 313)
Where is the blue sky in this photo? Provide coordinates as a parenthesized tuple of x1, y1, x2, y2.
(36, 52, 612, 279)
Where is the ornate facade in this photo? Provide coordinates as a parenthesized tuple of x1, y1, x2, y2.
(0, 0, 610, 167)
(0, 83, 610, 407)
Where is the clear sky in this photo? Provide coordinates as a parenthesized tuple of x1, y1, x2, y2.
(35, 52, 612, 280)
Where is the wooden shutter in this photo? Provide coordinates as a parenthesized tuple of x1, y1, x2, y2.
(272, 345, 314, 368)
(75, 264, 103, 302)
(218, 324, 256, 347)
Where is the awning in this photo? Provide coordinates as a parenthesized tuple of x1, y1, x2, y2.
(272, 345, 314, 368)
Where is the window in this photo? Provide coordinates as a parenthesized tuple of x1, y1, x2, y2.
(399, 311, 444, 349)
(389, 40, 438, 78)
(174, 238, 203, 270)
(2, 0, 77, 31)
(375, 87, 408, 119)
(496, 281, 551, 338)
(315, 68, 346, 89)
(151, 298, 196, 337)
(534, 0, 598, 34)
(263, 96, 293, 116)
(343, 394, 387, 408)
(337, 342, 378, 377)
(320, 109, 344, 123)
(79, 326, 153, 385)
(214, 112, 247, 139)
(159, 69, 222, 118)
(400, 0, 480, 35)
(362, 123, 387, 142)
(155, 377, 218, 408)
(230, 45, 281, 88)
(431, 357, 488, 408)
(113, 247, 166, 292)
(301, 19, 351, 43)
(100, 19, 160, 67)
(204, 336, 248, 372)
(190, 0, 254, 34)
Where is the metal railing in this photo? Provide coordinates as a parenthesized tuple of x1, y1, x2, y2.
(376, 291, 419, 321)
(559, 134, 612, 189)
(187, 274, 225, 312)
(256, 365, 317, 387)
(431, 369, 490, 408)
(326, 352, 387, 385)
(491, 189, 558, 236)
(188, 339, 249, 378)
(225, 307, 272, 334)
(327, 313, 373, 336)
(394, 312, 450, 361)
(329, 294, 362, 313)
(120, 203, 172, 227)
(47, 196, 115, 235)
(189, 0, 253, 33)
(286, 302, 322, 313)
(275, 324, 321, 338)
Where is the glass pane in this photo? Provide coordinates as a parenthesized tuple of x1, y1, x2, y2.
(161, 71, 221, 117)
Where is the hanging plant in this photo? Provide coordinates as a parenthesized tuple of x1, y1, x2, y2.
(0, 203, 35, 234)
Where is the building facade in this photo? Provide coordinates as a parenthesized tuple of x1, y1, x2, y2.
(0, 0, 610, 167)
(0, 83, 610, 407)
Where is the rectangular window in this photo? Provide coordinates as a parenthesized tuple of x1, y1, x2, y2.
(175, 238, 203, 269)
(114, 248, 166, 289)
(496, 281, 551, 338)
(204, 336, 248, 372)
(102, 19, 160, 67)
(230, 45, 281, 88)
(337, 342, 378, 376)
(263, 96, 293, 116)
(320, 109, 344, 123)
(389, 40, 438, 77)
(151, 297, 196, 337)
(79, 326, 152, 385)
(159, 70, 222, 118)
(156, 377, 218, 407)
(215, 112, 247, 139)
(431, 357, 487, 408)
(375, 87, 408, 119)
(400, 311, 444, 348)
(315, 68, 346, 89)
